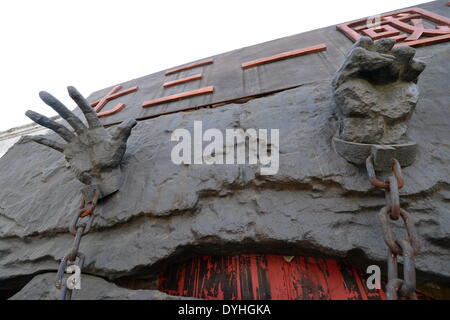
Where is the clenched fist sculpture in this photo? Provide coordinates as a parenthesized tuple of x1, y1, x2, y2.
(332, 36, 426, 144)
(23, 86, 137, 197)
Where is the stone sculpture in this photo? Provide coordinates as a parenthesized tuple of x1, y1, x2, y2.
(331, 36, 426, 169)
(23, 86, 137, 197)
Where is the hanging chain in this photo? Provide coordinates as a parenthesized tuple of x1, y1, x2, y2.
(55, 185, 100, 300)
(366, 155, 420, 300)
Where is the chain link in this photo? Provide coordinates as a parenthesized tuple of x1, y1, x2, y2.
(55, 185, 99, 300)
(366, 155, 420, 300)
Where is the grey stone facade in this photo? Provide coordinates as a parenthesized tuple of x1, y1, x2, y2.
(1, 0, 449, 300)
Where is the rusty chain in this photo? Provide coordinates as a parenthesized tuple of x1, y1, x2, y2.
(55, 185, 100, 300)
(366, 155, 420, 300)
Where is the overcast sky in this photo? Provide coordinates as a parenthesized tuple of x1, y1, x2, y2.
(0, 0, 424, 131)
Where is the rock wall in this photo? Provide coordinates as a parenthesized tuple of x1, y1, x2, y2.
(10, 273, 192, 300)
(1, 7, 450, 300)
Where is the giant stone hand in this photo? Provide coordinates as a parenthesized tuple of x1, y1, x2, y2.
(332, 36, 426, 144)
(23, 86, 137, 197)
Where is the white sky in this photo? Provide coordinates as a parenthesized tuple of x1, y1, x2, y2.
(0, 0, 425, 131)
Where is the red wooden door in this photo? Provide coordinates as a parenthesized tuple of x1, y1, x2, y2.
(159, 254, 389, 300)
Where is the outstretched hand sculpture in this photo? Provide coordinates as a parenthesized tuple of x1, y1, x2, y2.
(23, 86, 137, 197)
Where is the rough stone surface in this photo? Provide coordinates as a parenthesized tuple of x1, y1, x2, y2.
(1, 27, 449, 301)
(10, 273, 193, 300)
(332, 37, 426, 144)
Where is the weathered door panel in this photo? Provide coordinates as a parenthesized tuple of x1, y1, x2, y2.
(159, 254, 428, 300)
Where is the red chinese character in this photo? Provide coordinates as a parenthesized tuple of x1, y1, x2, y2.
(337, 8, 450, 48)
(90, 85, 138, 118)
